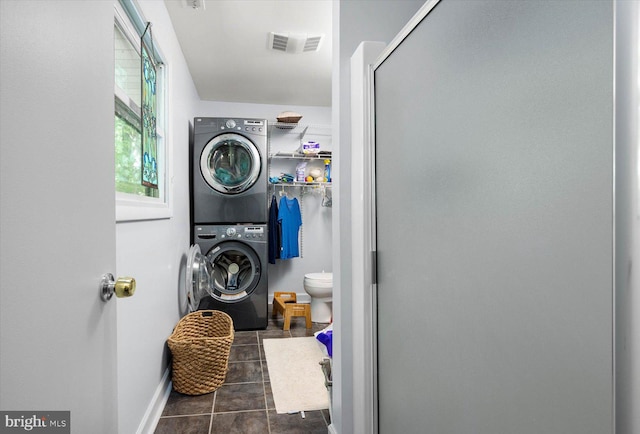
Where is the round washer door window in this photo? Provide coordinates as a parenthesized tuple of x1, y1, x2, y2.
(200, 133, 261, 194)
(205, 241, 261, 303)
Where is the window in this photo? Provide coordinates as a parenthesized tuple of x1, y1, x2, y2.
(114, 1, 170, 221)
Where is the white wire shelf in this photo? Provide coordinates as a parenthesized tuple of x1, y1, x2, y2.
(270, 182, 332, 187)
(272, 122, 299, 130)
(270, 152, 332, 160)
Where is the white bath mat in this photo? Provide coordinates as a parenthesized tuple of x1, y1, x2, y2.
(263, 337, 329, 414)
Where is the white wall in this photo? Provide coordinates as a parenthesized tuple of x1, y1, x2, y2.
(114, 1, 200, 433)
(115, 0, 199, 433)
(333, 1, 425, 433)
(197, 101, 332, 302)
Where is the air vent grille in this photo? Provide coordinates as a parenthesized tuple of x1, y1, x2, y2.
(181, 0, 205, 9)
(268, 32, 324, 54)
(303, 36, 323, 52)
(271, 34, 288, 52)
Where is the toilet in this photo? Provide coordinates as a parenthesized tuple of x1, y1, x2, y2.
(303, 272, 333, 323)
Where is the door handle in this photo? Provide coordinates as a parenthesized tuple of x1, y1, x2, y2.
(100, 273, 136, 301)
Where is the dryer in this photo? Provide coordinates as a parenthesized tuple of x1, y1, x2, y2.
(186, 224, 268, 330)
(192, 117, 268, 224)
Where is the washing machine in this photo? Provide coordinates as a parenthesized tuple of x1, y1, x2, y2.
(186, 224, 268, 330)
(192, 117, 268, 224)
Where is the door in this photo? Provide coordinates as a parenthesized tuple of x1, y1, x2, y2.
(0, 1, 118, 432)
(373, 1, 614, 433)
(186, 244, 209, 313)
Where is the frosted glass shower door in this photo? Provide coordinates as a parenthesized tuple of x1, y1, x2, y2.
(373, 1, 614, 433)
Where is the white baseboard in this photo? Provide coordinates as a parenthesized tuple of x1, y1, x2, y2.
(328, 423, 338, 434)
(136, 368, 172, 434)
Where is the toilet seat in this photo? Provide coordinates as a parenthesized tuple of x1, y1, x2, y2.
(304, 272, 333, 283)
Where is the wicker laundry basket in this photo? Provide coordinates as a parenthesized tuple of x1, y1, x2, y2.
(168, 310, 234, 395)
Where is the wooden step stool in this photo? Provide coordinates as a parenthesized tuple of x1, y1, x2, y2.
(272, 292, 312, 331)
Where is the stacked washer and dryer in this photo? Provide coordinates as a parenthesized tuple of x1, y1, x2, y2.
(187, 117, 269, 330)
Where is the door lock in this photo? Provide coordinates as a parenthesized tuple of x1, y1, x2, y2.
(100, 273, 136, 301)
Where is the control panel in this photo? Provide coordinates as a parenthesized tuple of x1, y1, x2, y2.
(195, 225, 265, 241)
(218, 119, 265, 133)
(243, 226, 264, 239)
(193, 117, 266, 134)
(194, 117, 266, 135)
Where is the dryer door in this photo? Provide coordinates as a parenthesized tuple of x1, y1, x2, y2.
(204, 241, 261, 303)
(186, 244, 210, 312)
(200, 133, 261, 195)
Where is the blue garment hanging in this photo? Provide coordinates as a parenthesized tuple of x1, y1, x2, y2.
(277, 196, 302, 259)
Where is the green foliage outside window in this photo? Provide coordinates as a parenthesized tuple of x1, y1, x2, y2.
(115, 112, 158, 198)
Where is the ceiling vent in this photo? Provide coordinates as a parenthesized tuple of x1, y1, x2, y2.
(268, 32, 324, 54)
(181, 0, 205, 10)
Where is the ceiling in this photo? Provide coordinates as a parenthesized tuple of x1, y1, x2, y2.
(164, 0, 333, 107)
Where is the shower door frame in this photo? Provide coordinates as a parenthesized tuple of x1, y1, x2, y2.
(364, 0, 616, 433)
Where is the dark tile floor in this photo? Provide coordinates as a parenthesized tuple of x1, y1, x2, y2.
(155, 305, 331, 434)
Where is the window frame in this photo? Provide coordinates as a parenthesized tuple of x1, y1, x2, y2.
(114, 1, 172, 222)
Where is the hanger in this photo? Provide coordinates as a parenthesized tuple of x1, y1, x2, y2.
(278, 184, 294, 198)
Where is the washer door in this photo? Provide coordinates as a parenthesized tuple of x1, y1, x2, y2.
(186, 244, 211, 312)
(205, 241, 261, 303)
(200, 133, 261, 195)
